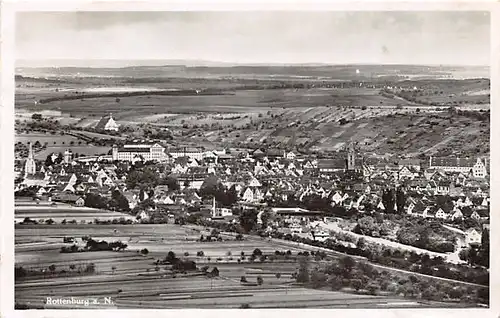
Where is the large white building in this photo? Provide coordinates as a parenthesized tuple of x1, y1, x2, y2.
(168, 147, 227, 161)
(112, 143, 166, 162)
(429, 157, 488, 178)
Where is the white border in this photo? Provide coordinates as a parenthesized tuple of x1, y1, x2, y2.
(1, 1, 499, 318)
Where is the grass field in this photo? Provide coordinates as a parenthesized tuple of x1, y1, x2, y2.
(14, 205, 134, 224)
(15, 132, 81, 145)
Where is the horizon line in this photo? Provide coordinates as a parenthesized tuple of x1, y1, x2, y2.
(15, 59, 490, 69)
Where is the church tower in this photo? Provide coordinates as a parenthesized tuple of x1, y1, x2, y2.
(24, 142, 36, 176)
(346, 142, 356, 171)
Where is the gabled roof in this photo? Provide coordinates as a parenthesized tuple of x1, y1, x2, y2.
(318, 159, 346, 170)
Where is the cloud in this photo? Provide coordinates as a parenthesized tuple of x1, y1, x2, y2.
(16, 11, 490, 65)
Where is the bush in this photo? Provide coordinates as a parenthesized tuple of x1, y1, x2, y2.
(257, 275, 264, 285)
(350, 279, 363, 292)
(252, 248, 263, 257)
(367, 283, 379, 295)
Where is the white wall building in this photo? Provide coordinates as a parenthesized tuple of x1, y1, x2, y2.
(112, 143, 166, 162)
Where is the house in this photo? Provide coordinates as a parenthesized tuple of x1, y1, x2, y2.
(242, 188, 255, 202)
(136, 210, 150, 222)
(311, 228, 330, 242)
(398, 166, 414, 180)
(450, 208, 463, 221)
(285, 152, 297, 160)
(465, 228, 482, 245)
(434, 208, 449, 219)
(436, 181, 451, 195)
(95, 113, 120, 132)
(75, 197, 85, 207)
(290, 223, 303, 234)
(398, 158, 421, 172)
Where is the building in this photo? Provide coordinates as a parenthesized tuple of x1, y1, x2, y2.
(168, 147, 206, 161)
(112, 143, 166, 162)
(24, 142, 36, 177)
(211, 197, 233, 219)
(95, 114, 120, 132)
(63, 149, 73, 164)
(429, 157, 487, 179)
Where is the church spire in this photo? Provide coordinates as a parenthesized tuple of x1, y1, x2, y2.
(24, 142, 36, 176)
(28, 141, 34, 160)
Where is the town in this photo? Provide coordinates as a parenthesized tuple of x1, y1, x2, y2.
(12, 10, 491, 309)
(14, 109, 490, 308)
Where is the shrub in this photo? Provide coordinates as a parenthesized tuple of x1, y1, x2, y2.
(257, 276, 264, 285)
(351, 279, 363, 292)
(367, 283, 379, 295)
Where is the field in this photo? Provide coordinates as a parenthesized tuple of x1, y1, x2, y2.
(14, 64, 490, 158)
(15, 223, 476, 309)
(15, 132, 81, 145)
(14, 204, 134, 224)
(31, 146, 111, 160)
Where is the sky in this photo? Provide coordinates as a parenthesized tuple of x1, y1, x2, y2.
(15, 11, 491, 67)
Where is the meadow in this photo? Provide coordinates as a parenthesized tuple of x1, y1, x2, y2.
(15, 223, 481, 309)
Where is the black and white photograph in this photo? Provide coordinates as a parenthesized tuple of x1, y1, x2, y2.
(10, 7, 492, 310)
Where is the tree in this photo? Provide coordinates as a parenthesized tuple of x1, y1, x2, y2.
(260, 210, 272, 228)
(162, 175, 180, 191)
(111, 190, 130, 212)
(48, 264, 56, 273)
(126, 168, 160, 189)
(166, 251, 177, 263)
(275, 273, 281, 279)
(45, 154, 54, 167)
(240, 209, 258, 233)
(351, 279, 363, 292)
(257, 275, 264, 285)
(382, 188, 396, 214)
(296, 256, 310, 283)
(479, 228, 490, 268)
(252, 248, 263, 257)
(140, 248, 149, 255)
(84, 193, 108, 210)
(32, 113, 43, 121)
(240, 276, 248, 283)
(111, 266, 116, 274)
(367, 283, 379, 295)
(339, 256, 356, 274)
(85, 263, 96, 273)
(396, 188, 406, 213)
(356, 237, 366, 250)
(353, 216, 378, 236)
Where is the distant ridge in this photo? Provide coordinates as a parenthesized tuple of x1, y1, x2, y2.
(16, 59, 489, 69)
